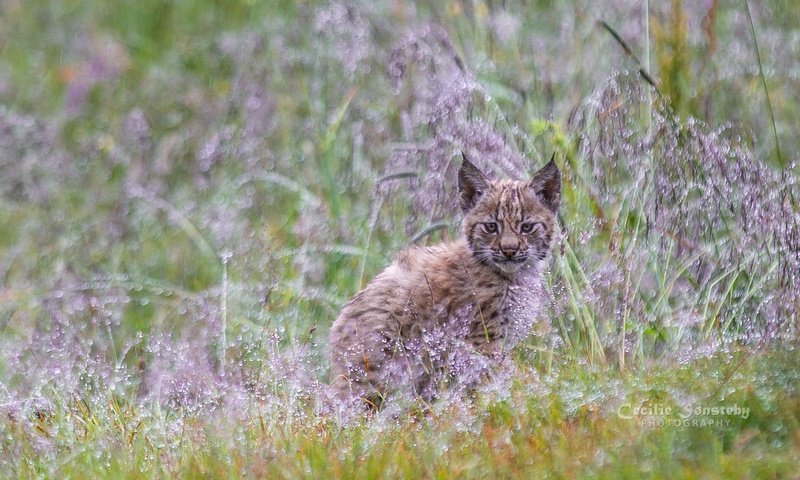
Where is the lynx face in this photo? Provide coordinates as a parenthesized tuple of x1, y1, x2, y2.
(459, 155, 561, 274)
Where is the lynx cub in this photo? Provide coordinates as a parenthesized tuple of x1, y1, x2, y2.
(329, 154, 561, 407)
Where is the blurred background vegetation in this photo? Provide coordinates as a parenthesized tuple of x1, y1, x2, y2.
(0, 0, 798, 477)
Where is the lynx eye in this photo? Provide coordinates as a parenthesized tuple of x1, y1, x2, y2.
(520, 222, 538, 234)
(483, 222, 498, 234)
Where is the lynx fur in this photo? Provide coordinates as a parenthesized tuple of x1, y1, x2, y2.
(329, 154, 561, 407)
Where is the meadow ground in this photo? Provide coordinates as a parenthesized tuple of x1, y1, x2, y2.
(0, 1, 799, 478)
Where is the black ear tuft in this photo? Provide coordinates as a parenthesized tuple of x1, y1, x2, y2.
(528, 153, 561, 213)
(458, 152, 489, 212)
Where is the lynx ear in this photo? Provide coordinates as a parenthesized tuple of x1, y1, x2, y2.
(528, 154, 561, 213)
(458, 152, 489, 212)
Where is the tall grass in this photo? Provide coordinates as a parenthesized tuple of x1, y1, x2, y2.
(0, 0, 798, 477)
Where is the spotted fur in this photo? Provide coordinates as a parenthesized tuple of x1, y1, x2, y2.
(328, 155, 561, 408)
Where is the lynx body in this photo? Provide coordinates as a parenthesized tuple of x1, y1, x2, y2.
(329, 155, 561, 407)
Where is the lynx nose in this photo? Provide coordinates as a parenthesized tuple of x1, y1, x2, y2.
(500, 240, 518, 258)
